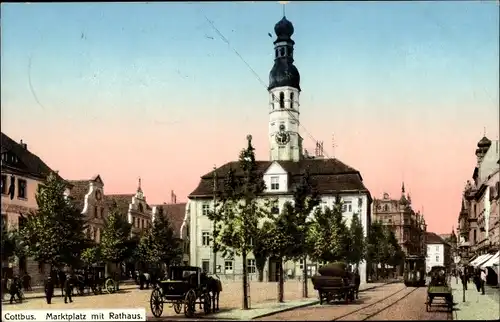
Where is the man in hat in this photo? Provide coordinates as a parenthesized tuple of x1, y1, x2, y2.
(44, 275, 54, 304)
(63, 273, 74, 304)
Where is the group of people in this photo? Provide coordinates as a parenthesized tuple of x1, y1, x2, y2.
(456, 265, 488, 295)
(43, 272, 77, 304)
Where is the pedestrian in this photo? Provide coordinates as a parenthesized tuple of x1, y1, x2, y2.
(63, 273, 74, 304)
(138, 271, 145, 290)
(480, 268, 487, 295)
(8, 276, 22, 304)
(44, 276, 54, 304)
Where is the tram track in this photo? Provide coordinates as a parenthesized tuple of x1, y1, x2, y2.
(332, 285, 420, 321)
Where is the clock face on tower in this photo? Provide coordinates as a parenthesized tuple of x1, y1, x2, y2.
(275, 131, 290, 145)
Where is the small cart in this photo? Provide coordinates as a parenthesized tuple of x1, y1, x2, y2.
(426, 266, 454, 312)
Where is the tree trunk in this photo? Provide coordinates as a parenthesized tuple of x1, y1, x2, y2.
(277, 257, 284, 303)
(302, 255, 308, 298)
(242, 250, 249, 310)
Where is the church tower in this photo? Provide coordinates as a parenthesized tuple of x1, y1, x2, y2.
(268, 16, 303, 162)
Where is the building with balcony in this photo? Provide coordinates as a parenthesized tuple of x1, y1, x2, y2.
(372, 184, 427, 260)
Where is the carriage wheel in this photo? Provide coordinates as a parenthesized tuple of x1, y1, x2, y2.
(184, 289, 196, 318)
(203, 293, 212, 314)
(150, 289, 164, 318)
(173, 300, 182, 314)
(105, 279, 116, 294)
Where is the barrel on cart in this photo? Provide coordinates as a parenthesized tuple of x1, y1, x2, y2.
(312, 262, 359, 305)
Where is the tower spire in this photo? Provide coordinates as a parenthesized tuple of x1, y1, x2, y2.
(137, 177, 142, 192)
(401, 181, 405, 194)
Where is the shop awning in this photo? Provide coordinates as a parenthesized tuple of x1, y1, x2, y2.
(481, 251, 500, 269)
(473, 254, 494, 268)
(470, 254, 488, 266)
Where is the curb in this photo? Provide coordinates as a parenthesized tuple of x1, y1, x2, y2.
(248, 280, 399, 320)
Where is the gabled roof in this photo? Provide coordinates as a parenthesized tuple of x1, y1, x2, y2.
(1, 132, 62, 181)
(189, 158, 370, 198)
(152, 203, 187, 238)
(426, 232, 449, 245)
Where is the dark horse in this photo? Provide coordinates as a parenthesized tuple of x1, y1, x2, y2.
(200, 273, 222, 313)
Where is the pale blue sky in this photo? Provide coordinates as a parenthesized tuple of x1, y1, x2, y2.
(2, 1, 498, 127)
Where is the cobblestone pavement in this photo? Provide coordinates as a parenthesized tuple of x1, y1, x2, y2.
(256, 283, 452, 321)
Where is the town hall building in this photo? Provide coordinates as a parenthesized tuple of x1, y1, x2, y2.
(182, 16, 373, 285)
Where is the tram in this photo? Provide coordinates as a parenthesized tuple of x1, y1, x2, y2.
(404, 255, 426, 287)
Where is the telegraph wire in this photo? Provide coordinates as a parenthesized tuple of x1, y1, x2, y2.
(203, 15, 335, 160)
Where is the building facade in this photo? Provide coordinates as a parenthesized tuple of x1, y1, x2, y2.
(184, 16, 373, 286)
(67, 175, 108, 243)
(425, 232, 451, 273)
(457, 137, 499, 261)
(1, 132, 67, 285)
(372, 186, 427, 258)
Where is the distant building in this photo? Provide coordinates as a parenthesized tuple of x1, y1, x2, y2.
(1, 132, 68, 285)
(425, 232, 451, 272)
(372, 184, 427, 260)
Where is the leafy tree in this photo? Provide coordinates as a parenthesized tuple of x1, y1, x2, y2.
(251, 220, 274, 282)
(136, 208, 182, 267)
(216, 135, 266, 310)
(347, 212, 366, 268)
(288, 169, 320, 298)
(386, 228, 404, 271)
(308, 205, 350, 263)
(81, 245, 102, 267)
(366, 221, 392, 279)
(264, 202, 302, 302)
(20, 173, 89, 269)
(100, 205, 133, 276)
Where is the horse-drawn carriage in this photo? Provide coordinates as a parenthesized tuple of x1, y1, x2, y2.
(150, 266, 222, 318)
(404, 255, 426, 287)
(74, 265, 117, 296)
(311, 262, 360, 305)
(426, 265, 454, 312)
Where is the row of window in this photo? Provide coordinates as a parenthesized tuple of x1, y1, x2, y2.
(132, 216, 149, 229)
(1, 175, 27, 199)
(201, 259, 257, 274)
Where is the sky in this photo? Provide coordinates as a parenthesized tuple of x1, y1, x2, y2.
(1, 2, 498, 234)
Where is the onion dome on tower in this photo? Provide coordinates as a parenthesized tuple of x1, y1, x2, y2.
(268, 16, 301, 91)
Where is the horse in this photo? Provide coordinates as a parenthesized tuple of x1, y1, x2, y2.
(203, 274, 222, 312)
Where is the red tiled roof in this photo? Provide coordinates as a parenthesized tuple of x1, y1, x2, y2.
(151, 203, 186, 238)
(189, 158, 369, 198)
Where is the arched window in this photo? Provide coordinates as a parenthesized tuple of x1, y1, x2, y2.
(384, 204, 388, 212)
(275, 49, 278, 58)
(139, 203, 144, 213)
(279, 92, 284, 108)
(279, 48, 285, 57)
(290, 92, 294, 109)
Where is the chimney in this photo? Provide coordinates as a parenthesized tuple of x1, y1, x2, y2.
(20, 139, 27, 150)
